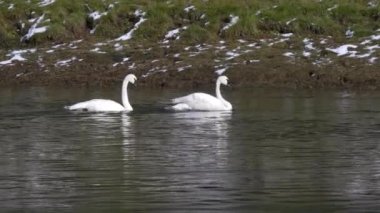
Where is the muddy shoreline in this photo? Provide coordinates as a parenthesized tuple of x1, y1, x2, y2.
(1, 38, 379, 90)
(1, 52, 379, 90)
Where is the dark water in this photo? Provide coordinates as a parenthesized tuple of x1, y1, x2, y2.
(1, 86, 380, 212)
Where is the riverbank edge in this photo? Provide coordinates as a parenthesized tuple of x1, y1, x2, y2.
(1, 50, 379, 90)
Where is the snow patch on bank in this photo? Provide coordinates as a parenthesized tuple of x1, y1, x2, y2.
(39, 0, 55, 7)
(115, 10, 146, 41)
(89, 11, 108, 21)
(163, 26, 188, 43)
(184, 5, 195, 12)
(55, 57, 80, 67)
(21, 14, 49, 42)
(215, 67, 228, 75)
(178, 65, 192, 72)
(0, 49, 36, 66)
(221, 15, 239, 31)
(327, 44, 358, 56)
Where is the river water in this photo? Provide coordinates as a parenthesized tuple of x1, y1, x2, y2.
(1, 86, 380, 211)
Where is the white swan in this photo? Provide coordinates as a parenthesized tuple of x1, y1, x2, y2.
(168, 75, 232, 111)
(65, 74, 137, 112)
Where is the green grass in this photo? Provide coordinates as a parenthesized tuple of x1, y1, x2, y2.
(0, 0, 379, 48)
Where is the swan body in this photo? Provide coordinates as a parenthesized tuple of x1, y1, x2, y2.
(66, 74, 137, 112)
(169, 75, 232, 111)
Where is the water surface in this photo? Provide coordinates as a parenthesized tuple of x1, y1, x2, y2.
(1, 87, 380, 211)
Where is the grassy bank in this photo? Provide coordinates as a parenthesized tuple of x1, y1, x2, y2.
(0, 0, 379, 89)
(0, 0, 379, 48)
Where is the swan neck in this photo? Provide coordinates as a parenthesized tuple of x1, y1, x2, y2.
(216, 80, 224, 101)
(122, 79, 132, 110)
(216, 79, 231, 110)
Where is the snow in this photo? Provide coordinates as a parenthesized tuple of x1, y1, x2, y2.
(303, 51, 311, 57)
(134, 9, 145, 17)
(39, 0, 55, 7)
(283, 52, 295, 57)
(286, 18, 297, 25)
(128, 63, 136, 69)
(28, 18, 37, 23)
(221, 15, 239, 31)
(184, 5, 195, 12)
(349, 51, 372, 58)
(313, 57, 333, 66)
(90, 47, 106, 54)
(163, 26, 188, 43)
(71, 39, 83, 44)
(248, 59, 260, 63)
(326, 44, 358, 56)
(115, 10, 146, 41)
(52, 43, 65, 49)
(16, 73, 24, 78)
(368, 1, 378, 8)
(215, 67, 228, 75)
(114, 43, 123, 51)
(371, 35, 380, 40)
(55, 57, 77, 67)
(320, 38, 328, 44)
(303, 38, 316, 50)
(8, 49, 37, 56)
(268, 38, 289, 46)
(369, 57, 377, 64)
(225, 51, 240, 60)
(21, 14, 48, 41)
(142, 67, 167, 78)
(90, 26, 97, 34)
(327, 4, 338, 11)
(165, 28, 180, 39)
(0, 54, 26, 65)
(89, 11, 108, 20)
(281, 33, 293, 37)
(112, 57, 129, 67)
(94, 42, 107, 47)
(360, 39, 372, 45)
(178, 65, 192, 72)
(0, 49, 38, 65)
(365, 44, 380, 51)
(216, 45, 226, 50)
(345, 28, 354, 38)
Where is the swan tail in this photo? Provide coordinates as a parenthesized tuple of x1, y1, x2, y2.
(171, 96, 190, 104)
(166, 103, 191, 111)
(65, 102, 88, 111)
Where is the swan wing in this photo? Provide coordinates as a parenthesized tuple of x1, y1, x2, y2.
(66, 99, 125, 112)
(171, 93, 224, 111)
(172, 93, 215, 103)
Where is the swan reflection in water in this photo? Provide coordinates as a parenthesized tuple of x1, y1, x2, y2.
(85, 113, 135, 157)
(170, 111, 232, 166)
(120, 113, 135, 161)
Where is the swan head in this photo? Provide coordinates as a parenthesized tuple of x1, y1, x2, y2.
(218, 75, 229, 86)
(126, 74, 137, 84)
